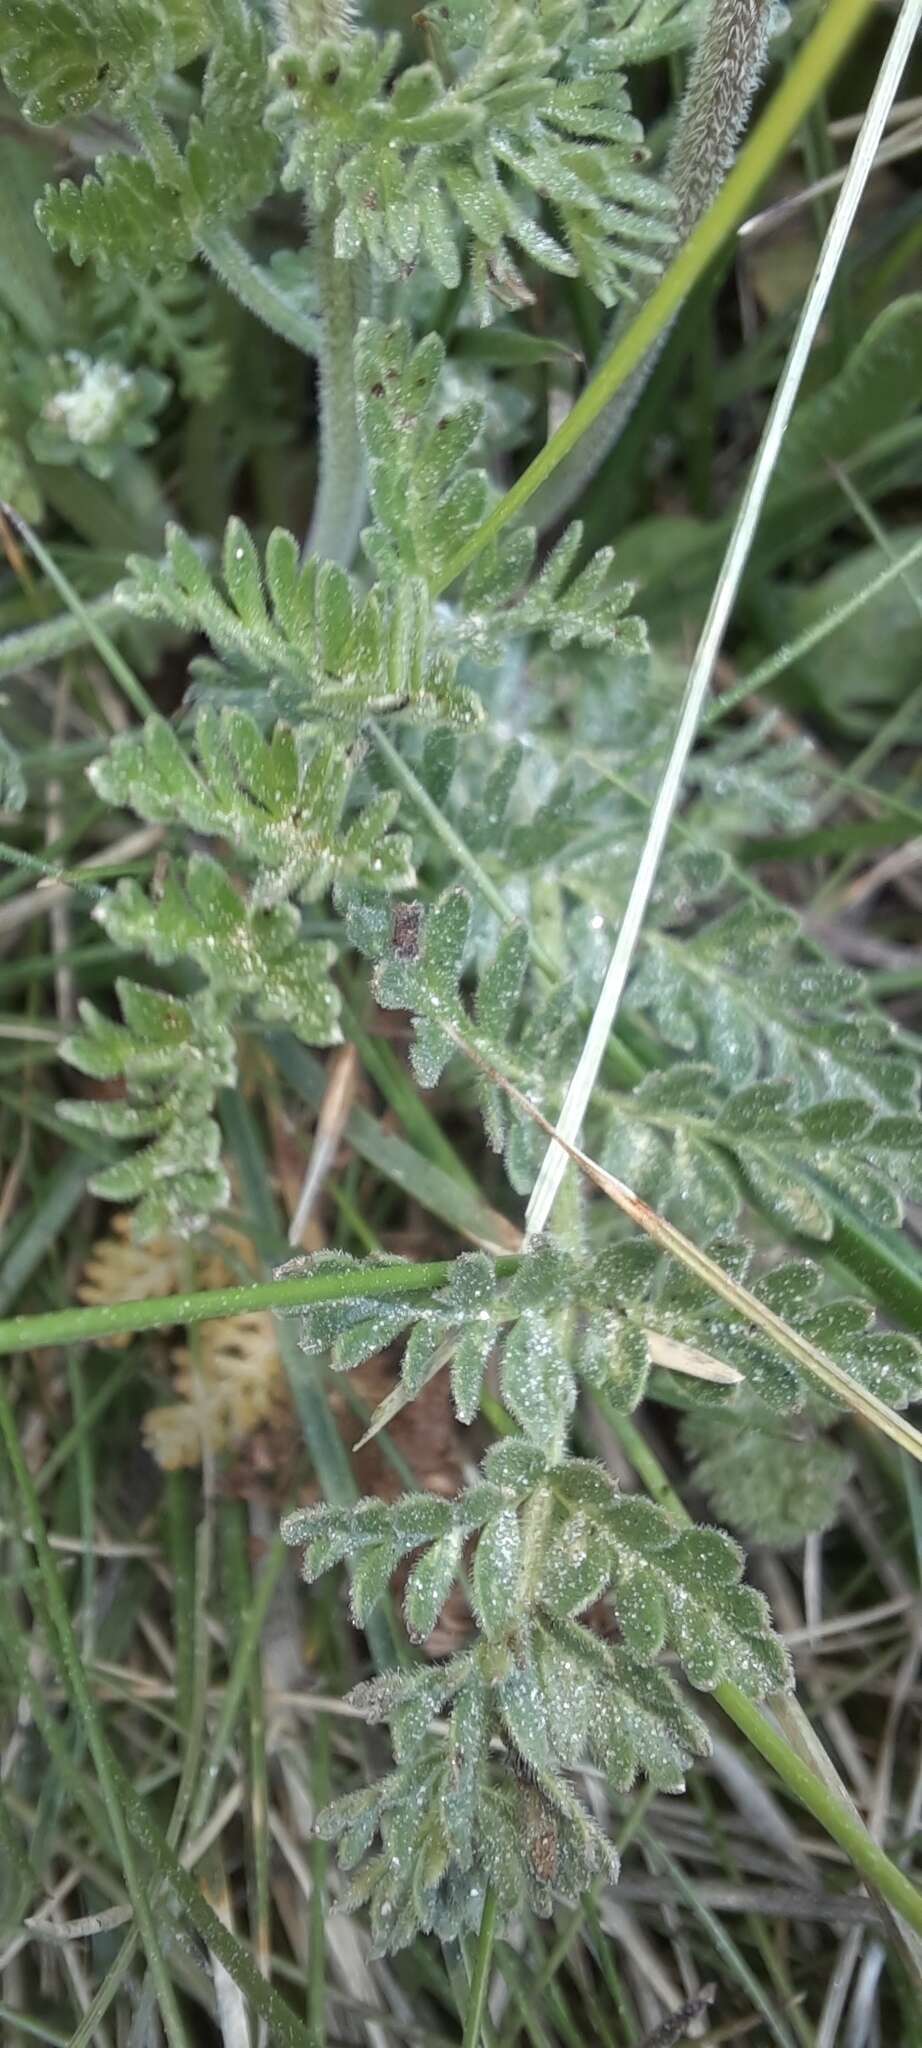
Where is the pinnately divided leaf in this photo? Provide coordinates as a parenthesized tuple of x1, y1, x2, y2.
(268, 5, 676, 318)
(280, 1234, 922, 1555)
(117, 519, 483, 736)
(94, 854, 342, 1047)
(599, 1064, 922, 1242)
(58, 979, 234, 1238)
(357, 321, 648, 666)
(280, 1414, 784, 1950)
(629, 901, 920, 1112)
(31, 3, 278, 283)
(8, 0, 919, 1979)
(90, 708, 415, 906)
(0, 0, 174, 126)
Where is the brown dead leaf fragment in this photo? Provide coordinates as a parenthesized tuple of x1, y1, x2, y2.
(147, 1308, 293, 1472)
(79, 1212, 297, 1471)
(78, 1213, 184, 1348)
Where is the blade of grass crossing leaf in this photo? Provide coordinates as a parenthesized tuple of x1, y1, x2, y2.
(374, 722, 911, 1323)
(605, 1410, 922, 1940)
(432, 0, 879, 594)
(524, 0, 922, 1242)
(455, 1041, 922, 1466)
(0, 1254, 518, 1354)
(1, 508, 155, 721)
(703, 531, 922, 727)
(585, 1136, 922, 1465)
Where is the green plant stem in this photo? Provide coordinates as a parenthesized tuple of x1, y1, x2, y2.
(0, 597, 124, 679)
(433, 0, 876, 595)
(199, 224, 320, 359)
(0, 1254, 518, 1356)
(606, 1406, 922, 1941)
(3, 508, 155, 721)
(462, 1884, 499, 2048)
(129, 101, 320, 363)
(307, 207, 368, 563)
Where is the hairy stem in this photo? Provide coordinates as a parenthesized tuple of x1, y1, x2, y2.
(129, 102, 320, 362)
(306, 205, 369, 563)
(670, 0, 774, 238)
(0, 1255, 521, 1357)
(199, 224, 320, 360)
(0, 595, 124, 679)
